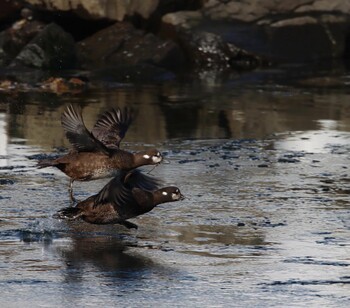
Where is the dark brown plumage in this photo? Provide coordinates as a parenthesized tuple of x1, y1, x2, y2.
(54, 169, 184, 229)
(91, 106, 132, 149)
(38, 104, 163, 201)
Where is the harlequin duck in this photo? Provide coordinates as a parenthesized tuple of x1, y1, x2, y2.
(38, 105, 163, 201)
(54, 169, 184, 229)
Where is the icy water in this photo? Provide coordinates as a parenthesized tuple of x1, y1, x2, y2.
(1, 67, 350, 307)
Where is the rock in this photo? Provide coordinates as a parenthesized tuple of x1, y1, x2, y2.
(22, 0, 202, 24)
(162, 0, 350, 62)
(179, 31, 231, 68)
(296, 1, 350, 14)
(10, 23, 76, 69)
(162, 10, 203, 30)
(163, 27, 262, 70)
(77, 22, 184, 70)
(23, 0, 160, 21)
(202, 0, 350, 23)
(263, 17, 348, 61)
(162, 11, 264, 70)
(203, 0, 269, 23)
(0, 19, 45, 67)
(270, 16, 318, 27)
(40, 77, 87, 94)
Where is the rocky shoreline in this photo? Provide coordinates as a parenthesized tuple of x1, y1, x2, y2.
(0, 0, 350, 82)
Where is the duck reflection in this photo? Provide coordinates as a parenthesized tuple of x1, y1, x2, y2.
(55, 229, 171, 286)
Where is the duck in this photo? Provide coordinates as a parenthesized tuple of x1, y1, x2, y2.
(38, 104, 163, 201)
(54, 169, 184, 229)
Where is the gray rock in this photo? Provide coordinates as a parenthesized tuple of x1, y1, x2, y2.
(202, 0, 350, 23)
(162, 11, 203, 29)
(177, 30, 262, 70)
(265, 19, 348, 61)
(11, 23, 76, 69)
(77, 22, 184, 70)
(0, 19, 45, 67)
(161, 11, 263, 70)
(162, 0, 350, 62)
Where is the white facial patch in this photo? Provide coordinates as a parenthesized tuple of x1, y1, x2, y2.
(143, 154, 150, 159)
(172, 193, 178, 200)
(162, 191, 168, 196)
(152, 156, 162, 163)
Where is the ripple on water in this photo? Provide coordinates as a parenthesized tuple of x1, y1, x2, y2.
(2, 102, 350, 306)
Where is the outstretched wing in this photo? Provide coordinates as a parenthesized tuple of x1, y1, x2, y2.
(91, 107, 133, 149)
(125, 170, 161, 210)
(124, 169, 161, 191)
(93, 169, 160, 208)
(93, 171, 133, 207)
(61, 104, 109, 154)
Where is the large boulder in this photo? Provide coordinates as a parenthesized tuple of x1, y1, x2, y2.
(0, 19, 45, 66)
(21, 0, 202, 23)
(263, 15, 349, 62)
(77, 22, 184, 70)
(176, 30, 262, 70)
(202, 0, 350, 23)
(11, 23, 76, 69)
(161, 0, 350, 62)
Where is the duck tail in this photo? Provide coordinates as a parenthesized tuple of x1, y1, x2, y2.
(53, 207, 83, 220)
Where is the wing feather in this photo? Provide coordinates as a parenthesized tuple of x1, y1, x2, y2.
(61, 104, 109, 154)
(91, 107, 133, 149)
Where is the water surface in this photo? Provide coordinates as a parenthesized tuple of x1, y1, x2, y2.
(1, 67, 350, 307)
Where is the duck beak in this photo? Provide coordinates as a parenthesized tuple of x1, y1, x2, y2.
(179, 193, 185, 200)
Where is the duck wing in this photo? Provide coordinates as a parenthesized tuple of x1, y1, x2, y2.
(125, 170, 161, 212)
(93, 171, 133, 207)
(61, 104, 109, 154)
(91, 107, 133, 149)
(124, 169, 161, 191)
(93, 170, 160, 210)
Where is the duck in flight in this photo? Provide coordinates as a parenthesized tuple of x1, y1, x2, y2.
(38, 105, 163, 201)
(54, 169, 184, 229)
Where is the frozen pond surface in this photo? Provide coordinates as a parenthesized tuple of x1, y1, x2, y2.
(1, 68, 350, 307)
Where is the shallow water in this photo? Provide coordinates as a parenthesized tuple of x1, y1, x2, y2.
(1, 67, 350, 307)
